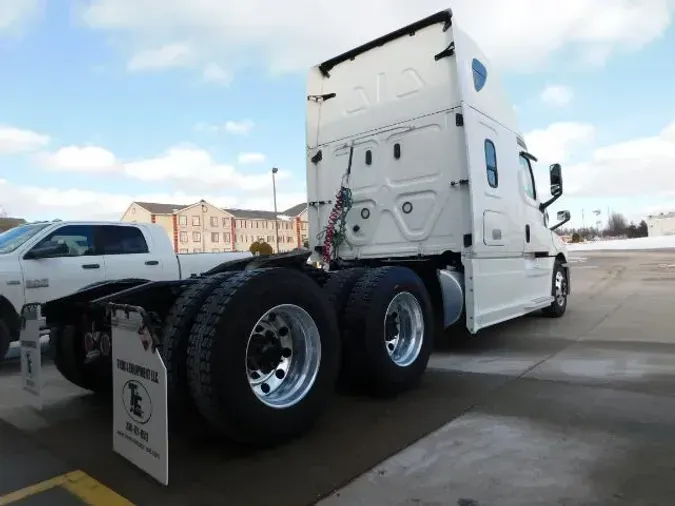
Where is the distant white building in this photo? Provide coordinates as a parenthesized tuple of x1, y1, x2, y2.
(646, 212, 675, 237)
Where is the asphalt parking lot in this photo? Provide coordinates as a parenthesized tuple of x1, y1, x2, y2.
(1, 250, 675, 506)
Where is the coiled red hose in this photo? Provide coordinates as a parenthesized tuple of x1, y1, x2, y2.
(322, 187, 346, 263)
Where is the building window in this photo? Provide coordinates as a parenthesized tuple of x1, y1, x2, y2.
(192, 215, 200, 226)
(210, 217, 218, 227)
(267, 235, 274, 243)
(179, 215, 187, 226)
(180, 232, 188, 243)
(180, 248, 188, 253)
(222, 218, 229, 228)
(193, 248, 202, 253)
(224, 232, 231, 242)
(211, 232, 219, 242)
(484, 139, 498, 188)
(193, 232, 201, 242)
(212, 248, 220, 252)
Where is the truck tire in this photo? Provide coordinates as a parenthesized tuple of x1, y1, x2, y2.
(542, 260, 568, 318)
(161, 272, 234, 417)
(341, 266, 434, 397)
(321, 268, 367, 387)
(50, 324, 110, 394)
(0, 320, 10, 365)
(187, 268, 340, 447)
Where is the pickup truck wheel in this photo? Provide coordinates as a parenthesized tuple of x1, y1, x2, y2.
(187, 268, 340, 447)
(542, 261, 568, 318)
(0, 321, 10, 365)
(162, 272, 235, 418)
(341, 266, 434, 397)
(50, 324, 110, 394)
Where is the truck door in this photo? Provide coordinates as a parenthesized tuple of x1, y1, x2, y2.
(518, 154, 555, 302)
(96, 225, 166, 282)
(20, 224, 106, 305)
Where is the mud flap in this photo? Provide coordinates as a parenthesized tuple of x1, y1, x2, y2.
(110, 304, 169, 486)
(19, 303, 43, 409)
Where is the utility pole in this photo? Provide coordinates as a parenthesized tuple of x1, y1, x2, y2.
(272, 167, 279, 253)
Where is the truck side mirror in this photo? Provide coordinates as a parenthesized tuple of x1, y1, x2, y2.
(550, 163, 563, 196)
(540, 163, 564, 211)
(24, 241, 69, 260)
(550, 210, 571, 231)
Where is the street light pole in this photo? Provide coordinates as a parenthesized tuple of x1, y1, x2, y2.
(272, 167, 279, 253)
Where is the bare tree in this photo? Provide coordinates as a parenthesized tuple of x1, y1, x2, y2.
(605, 212, 628, 237)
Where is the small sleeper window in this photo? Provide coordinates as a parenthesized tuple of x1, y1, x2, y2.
(472, 58, 487, 92)
(484, 139, 498, 188)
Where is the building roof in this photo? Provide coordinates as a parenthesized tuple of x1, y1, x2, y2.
(134, 201, 189, 214)
(281, 203, 308, 217)
(131, 200, 308, 220)
(0, 217, 27, 231)
(648, 211, 675, 219)
(223, 208, 277, 220)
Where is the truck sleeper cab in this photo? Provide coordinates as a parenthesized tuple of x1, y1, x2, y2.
(305, 8, 570, 333)
(36, 7, 571, 450)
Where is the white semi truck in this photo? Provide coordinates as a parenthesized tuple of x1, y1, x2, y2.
(34, 8, 571, 448)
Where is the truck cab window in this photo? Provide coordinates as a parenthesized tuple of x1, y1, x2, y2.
(484, 139, 498, 188)
(33, 225, 96, 257)
(518, 155, 537, 200)
(99, 225, 149, 255)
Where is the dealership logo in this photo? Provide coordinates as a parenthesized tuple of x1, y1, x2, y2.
(122, 380, 153, 424)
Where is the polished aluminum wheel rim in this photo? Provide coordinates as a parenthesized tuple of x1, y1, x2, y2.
(555, 270, 567, 306)
(245, 304, 321, 409)
(383, 292, 424, 367)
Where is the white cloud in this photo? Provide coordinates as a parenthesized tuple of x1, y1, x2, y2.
(564, 120, 675, 199)
(540, 85, 574, 107)
(36, 144, 287, 192)
(79, 0, 674, 78)
(238, 152, 266, 164)
(0, 125, 50, 154)
(0, 178, 306, 221)
(0, 0, 42, 35)
(194, 120, 256, 135)
(525, 122, 596, 164)
(224, 120, 255, 135)
(40, 145, 118, 172)
(202, 62, 232, 85)
(127, 42, 193, 71)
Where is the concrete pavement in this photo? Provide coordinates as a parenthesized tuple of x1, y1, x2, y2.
(2, 250, 675, 505)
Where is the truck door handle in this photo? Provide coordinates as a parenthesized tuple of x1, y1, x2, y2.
(82, 263, 100, 269)
(525, 225, 531, 243)
(145, 260, 159, 266)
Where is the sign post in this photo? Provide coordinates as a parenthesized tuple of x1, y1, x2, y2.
(20, 303, 43, 410)
(110, 306, 169, 486)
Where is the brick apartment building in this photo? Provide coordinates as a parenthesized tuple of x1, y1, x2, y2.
(121, 200, 309, 253)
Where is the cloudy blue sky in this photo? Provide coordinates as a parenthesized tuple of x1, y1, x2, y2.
(1, 0, 674, 228)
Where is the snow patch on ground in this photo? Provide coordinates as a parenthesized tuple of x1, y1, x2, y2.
(567, 236, 675, 251)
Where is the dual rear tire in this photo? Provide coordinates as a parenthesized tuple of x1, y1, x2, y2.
(172, 264, 434, 445)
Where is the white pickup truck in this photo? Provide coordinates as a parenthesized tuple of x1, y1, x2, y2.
(0, 220, 251, 361)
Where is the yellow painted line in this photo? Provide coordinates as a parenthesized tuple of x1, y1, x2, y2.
(62, 470, 134, 506)
(0, 470, 134, 506)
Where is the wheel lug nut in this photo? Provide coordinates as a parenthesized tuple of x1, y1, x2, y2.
(275, 369, 285, 379)
(282, 348, 292, 358)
